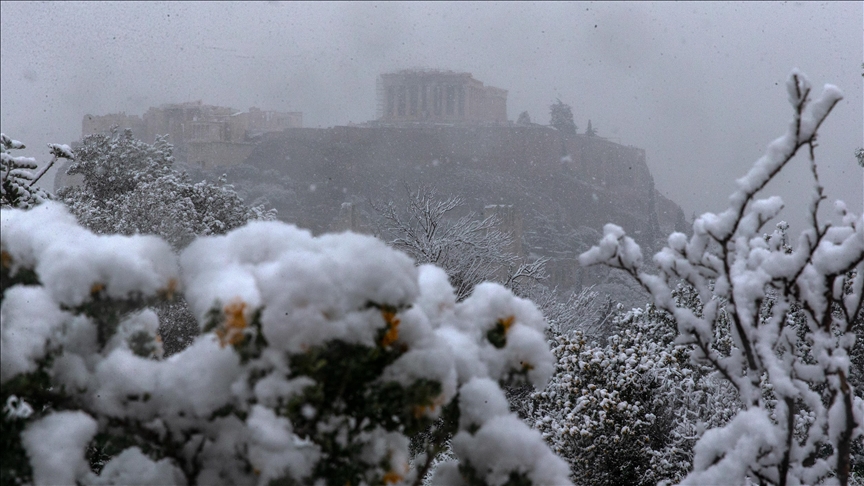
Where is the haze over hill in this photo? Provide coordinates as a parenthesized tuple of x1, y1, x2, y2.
(2, 2, 860, 235)
(61, 67, 692, 305)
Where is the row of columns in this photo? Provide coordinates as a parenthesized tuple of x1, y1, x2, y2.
(385, 83, 467, 119)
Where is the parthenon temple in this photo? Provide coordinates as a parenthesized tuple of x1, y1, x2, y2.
(377, 69, 507, 124)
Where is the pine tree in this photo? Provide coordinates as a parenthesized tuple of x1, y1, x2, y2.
(585, 119, 597, 136)
(517, 111, 532, 126)
(1, 134, 72, 209)
(549, 99, 577, 135)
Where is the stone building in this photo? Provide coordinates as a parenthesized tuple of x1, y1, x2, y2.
(81, 101, 302, 168)
(377, 70, 507, 124)
(81, 112, 146, 139)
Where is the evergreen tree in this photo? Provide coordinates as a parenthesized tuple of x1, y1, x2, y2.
(59, 127, 274, 250)
(1, 133, 72, 209)
(58, 127, 276, 355)
(549, 99, 577, 135)
(517, 111, 532, 125)
(585, 119, 597, 136)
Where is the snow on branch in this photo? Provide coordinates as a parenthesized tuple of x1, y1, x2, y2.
(1, 134, 73, 209)
(578, 70, 862, 485)
(1, 201, 570, 485)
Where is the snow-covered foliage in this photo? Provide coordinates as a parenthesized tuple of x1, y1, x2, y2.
(579, 70, 863, 485)
(59, 128, 275, 249)
(549, 100, 577, 135)
(1, 133, 72, 209)
(374, 186, 547, 301)
(535, 285, 616, 339)
(0, 202, 570, 485)
(530, 286, 742, 485)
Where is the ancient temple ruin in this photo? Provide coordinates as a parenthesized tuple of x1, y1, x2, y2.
(376, 70, 507, 124)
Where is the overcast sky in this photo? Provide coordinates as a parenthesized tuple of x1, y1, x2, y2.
(2, 1, 861, 232)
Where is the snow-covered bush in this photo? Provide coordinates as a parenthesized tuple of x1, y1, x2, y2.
(59, 127, 275, 250)
(533, 324, 673, 485)
(530, 285, 742, 485)
(1, 133, 72, 209)
(58, 128, 276, 355)
(580, 71, 863, 485)
(0, 202, 571, 485)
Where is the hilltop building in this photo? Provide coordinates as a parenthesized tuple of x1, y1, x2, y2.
(376, 70, 507, 124)
(81, 101, 302, 168)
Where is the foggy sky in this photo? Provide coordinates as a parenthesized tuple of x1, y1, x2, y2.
(1, 1, 861, 232)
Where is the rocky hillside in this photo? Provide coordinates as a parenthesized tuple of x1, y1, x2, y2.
(208, 124, 688, 299)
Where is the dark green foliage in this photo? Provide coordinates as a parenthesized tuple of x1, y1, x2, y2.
(1, 372, 48, 485)
(280, 338, 442, 485)
(459, 462, 532, 486)
(486, 321, 509, 349)
(1, 258, 173, 482)
(155, 296, 199, 356)
(85, 414, 206, 481)
(1, 399, 34, 485)
(1, 250, 39, 303)
(65, 286, 158, 349)
(0, 356, 66, 486)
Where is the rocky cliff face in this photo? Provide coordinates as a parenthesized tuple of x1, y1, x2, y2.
(237, 124, 687, 297)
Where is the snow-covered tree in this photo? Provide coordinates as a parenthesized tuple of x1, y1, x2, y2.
(549, 100, 577, 135)
(58, 128, 276, 355)
(580, 70, 863, 485)
(530, 285, 743, 485)
(1, 133, 73, 209)
(516, 111, 532, 126)
(1, 201, 571, 485)
(585, 120, 597, 137)
(59, 127, 275, 250)
(373, 186, 547, 301)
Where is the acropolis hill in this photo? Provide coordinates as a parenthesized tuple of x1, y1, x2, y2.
(70, 70, 688, 297)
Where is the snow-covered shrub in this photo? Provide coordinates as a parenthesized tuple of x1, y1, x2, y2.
(580, 70, 863, 485)
(59, 127, 275, 249)
(58, 128, 276, 355)
(530, 285, 742, 486)
(0, 202, 570, 485)
(533, 324, 672, 485)
(1, 133, 72, 209)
